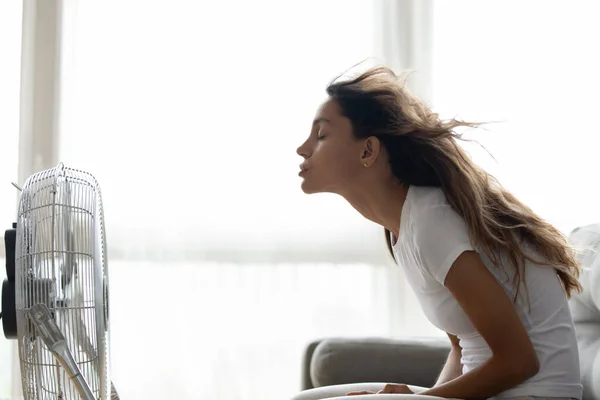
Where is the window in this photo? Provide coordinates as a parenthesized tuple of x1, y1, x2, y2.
(57, 2, 440, 399)
(432, 0, 600, 233)
(59, 0, 387, 264)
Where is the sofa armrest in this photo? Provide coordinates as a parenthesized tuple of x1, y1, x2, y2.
(301, 340, 324, 390)
(301, 337, 450, 390)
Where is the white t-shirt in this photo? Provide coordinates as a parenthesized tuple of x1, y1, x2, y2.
(392, 185, 582, 399)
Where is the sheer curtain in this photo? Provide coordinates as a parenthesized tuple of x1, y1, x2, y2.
(57, 1, 440, 399)
(431, 0, 600, 233)
(0, 1, 23, 398)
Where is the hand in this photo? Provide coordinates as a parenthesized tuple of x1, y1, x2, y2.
(346, 383, 414, 396)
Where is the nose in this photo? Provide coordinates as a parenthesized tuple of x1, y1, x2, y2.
(296, 139, 310, 159)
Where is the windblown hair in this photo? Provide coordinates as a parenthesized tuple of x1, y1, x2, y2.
(326, 66, 582, 299)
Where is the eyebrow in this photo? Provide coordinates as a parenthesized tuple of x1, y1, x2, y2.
(312, 117, 331, 126)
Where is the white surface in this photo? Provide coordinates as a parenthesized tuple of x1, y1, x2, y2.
(325, 396, 450, 400)
(291, 383, 454, 400)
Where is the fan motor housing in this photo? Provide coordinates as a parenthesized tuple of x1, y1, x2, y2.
(2, 279, 17, 339)
(2, 224, 17, 339)
(5, 224, 16, 281)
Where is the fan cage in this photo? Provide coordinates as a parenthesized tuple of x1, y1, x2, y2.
(14, 163, 110, 400)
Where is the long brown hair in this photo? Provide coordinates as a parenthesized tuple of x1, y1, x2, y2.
(326, 65, 582, 299)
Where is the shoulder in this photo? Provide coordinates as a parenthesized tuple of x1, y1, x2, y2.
(405, 186, 455, 227)
(407, 186, 450, 214)
(408, 186, 469, 239)
(401, 186, 470, 245)
(401, 186, 458, 236)
(402, 186, 474, 284)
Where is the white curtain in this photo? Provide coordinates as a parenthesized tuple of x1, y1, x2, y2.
(0, 1, 21, 226)
(430, 0, 600, 234)
(373, 0, 434, 103)
(55, 1, 440, 399)
(0, 1, 23, 399)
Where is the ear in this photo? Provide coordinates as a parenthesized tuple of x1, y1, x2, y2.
(360, 136, 381, 167)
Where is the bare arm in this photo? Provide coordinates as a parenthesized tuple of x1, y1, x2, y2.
(420, 251, 539, 400)
(435, 333, 463, 386)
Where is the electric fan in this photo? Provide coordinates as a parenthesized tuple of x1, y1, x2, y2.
(1, 163, 118, 399)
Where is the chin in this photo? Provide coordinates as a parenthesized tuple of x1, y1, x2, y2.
(300, 183, 316, 194)
(300, 181, 337, 195)
(300, 180, 321, 194)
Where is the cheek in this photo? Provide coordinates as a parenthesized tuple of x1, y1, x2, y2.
(312, 142, 360, 180)
(321, 154, 359, 182)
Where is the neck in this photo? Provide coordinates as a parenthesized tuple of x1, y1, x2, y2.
(338, 176, 409, 238)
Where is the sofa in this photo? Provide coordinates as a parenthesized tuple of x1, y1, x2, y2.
(292, 224, 600, 400)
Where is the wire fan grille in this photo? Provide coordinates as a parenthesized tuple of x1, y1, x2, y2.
(15, 164, 110, 400)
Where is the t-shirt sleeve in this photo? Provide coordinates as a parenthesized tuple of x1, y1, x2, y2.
(412, 205, 475, 285)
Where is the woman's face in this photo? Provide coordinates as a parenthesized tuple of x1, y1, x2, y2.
(296, 99, 367, 195)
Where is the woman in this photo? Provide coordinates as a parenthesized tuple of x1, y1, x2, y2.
(295, 66, 583, 399)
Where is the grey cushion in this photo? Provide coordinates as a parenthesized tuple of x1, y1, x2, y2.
(569, 225, 600, 400)
(309, 337, 449, 388)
